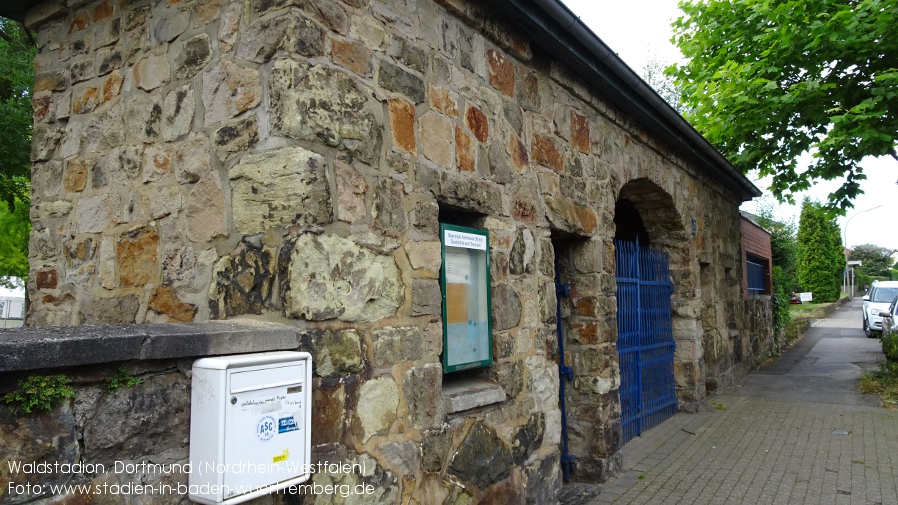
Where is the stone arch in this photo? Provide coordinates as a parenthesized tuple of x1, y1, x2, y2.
(613, 177, 700, 406)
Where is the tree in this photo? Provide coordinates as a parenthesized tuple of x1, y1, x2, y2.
(0, 18, 35, 287)
(848, 244, 895, 278)
(639, 56, 684, 113)
(753, 201, 798, 283)
(0, 18, 35, 211)
(752, 202, 799, 332)
(669, 0, 898, 212)
(796, 199, 844, 302)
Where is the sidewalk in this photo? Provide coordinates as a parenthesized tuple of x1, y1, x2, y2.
(564, 299, 898, 505)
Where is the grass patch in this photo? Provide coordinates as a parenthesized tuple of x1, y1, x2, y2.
(859, 362, 898, 410)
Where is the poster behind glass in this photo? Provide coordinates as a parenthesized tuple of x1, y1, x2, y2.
(441, 224, 492, 372)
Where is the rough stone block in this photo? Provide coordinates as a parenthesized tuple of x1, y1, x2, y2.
(299, 329, 364, 377)
(270, 61, 382, 164)
(202, 61, 261, 125)
(412, 278, 441, 316)
(403, 364, 442, 429)
(487, 49, 515, 96)
(117, 226, 159, 287)
(388, 98, 416, 154)
(356, 375, 399, 442)
(418, 112, 453, 167)
(379, 60, 425, 103)
(229, 147, 331, 234)
(285, 233, 403, 322)
(448, 422, 513, 489)
(455, 126, 475, 172)
(331, 37, 374, 76)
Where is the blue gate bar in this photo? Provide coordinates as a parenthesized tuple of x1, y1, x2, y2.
(616, 238, 678, 444)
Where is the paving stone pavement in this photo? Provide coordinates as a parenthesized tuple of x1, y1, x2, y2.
(561, 299, 898, 505)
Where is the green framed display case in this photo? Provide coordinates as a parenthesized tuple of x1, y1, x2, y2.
(440, 224, 493, 372)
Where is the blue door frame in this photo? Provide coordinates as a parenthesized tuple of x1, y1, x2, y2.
(615, 239, 678, 444)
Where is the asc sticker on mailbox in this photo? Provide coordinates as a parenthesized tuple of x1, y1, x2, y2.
(256, 416, 276, 442)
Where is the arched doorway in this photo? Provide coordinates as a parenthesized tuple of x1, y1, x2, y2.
(614, 178, 689, 444)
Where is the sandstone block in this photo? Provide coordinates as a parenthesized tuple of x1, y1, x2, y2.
(334, 158, 367, 223)
(403, 364, 442, 430)
(175, 133, 211, 183)
(186, 171, 227, 243)
(175, 33, 212, 79)
(455, 126, 475, 172)
(379, 60, 424, 103)
(428, 84, 459, 117)
(487, 49, 515, 96)
(388, 98, 416, 154)
(146, 284, 196, 323)
(79, 294, 141, 324)
(74, 191, 120, 233)
(237, 13, 324, 63)
(229, 147, 331, 234)
(163, 85, 195, 141)
(63, 159, 88, 192)
(448, 423, 513, 489)
(571, 111, 590, 153)
(285, 233, 403, 322)
(372, 326, 424, 368)
(117, 226, 159, 287)
(331, 38, 374, 76)
(544, 196, 598, 235)
(412, 278, 441, 316)
(465, 106, 489, 143)
(356, 375, 399, 442)
(533, 134, 563, 171)
(299, 329, 363, 377)
(418, 112, 453, 167)
(404, 241, 441, 272)
(213, 115, 259, 163)
(270, 61, 382, 164)
(202, 61, 261, 125)
(134, 53, 170, 91)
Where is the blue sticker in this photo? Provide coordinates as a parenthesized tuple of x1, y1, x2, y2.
(278, 416, 298, 434)
(257, 415, 276, 442)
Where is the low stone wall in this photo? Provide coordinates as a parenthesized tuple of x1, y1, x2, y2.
(1, 321, 299, 505)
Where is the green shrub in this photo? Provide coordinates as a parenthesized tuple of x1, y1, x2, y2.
(882, 330, 898, 362)
(2, 374, 75, 414)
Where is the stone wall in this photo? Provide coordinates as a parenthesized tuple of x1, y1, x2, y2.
(19, 0, 772, 502)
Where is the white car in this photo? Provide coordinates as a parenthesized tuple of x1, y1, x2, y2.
(862, 281, 898, 338)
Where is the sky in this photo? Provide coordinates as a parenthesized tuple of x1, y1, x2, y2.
(561, 0, 898, 251)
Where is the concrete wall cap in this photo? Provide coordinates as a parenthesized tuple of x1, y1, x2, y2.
(0, 320, 298, 372)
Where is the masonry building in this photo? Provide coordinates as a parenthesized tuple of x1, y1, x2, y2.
(1, 0, 775, 503)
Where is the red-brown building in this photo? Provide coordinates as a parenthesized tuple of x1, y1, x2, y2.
(740, 212, 774, 298)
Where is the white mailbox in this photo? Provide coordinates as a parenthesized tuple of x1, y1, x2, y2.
(189, 351, 312, 504)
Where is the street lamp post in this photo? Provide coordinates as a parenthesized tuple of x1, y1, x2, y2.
(843, 205, 884, 297)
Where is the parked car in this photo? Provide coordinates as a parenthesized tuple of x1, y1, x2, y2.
(862, 280, 898, 338)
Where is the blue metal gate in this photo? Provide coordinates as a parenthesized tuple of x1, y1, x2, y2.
(615, 239, 678, 444)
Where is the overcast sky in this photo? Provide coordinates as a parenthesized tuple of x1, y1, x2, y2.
(561, 0, 898, 251)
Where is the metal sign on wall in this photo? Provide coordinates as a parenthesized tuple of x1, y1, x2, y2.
(440, 224, 493, 372)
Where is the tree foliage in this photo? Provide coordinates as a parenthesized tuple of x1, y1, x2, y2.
(796, 199, 845, 302)
(848, 244, 895, 278)
(753, 202, 798, 283)
(640, 56, 684, 113)
(0, 18, 35, 211)
(669, 0, 898, 212)
(0, 199, 29, 288)
(0, 18, 34, 287)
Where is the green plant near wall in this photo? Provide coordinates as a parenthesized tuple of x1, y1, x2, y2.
(106, 365, 141, 393)
(882, 330, 898, 363)
(2, 374, 75, 414)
